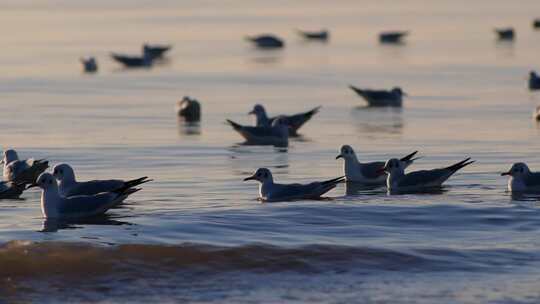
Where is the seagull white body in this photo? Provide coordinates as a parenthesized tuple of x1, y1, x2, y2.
(336, 145, 419, 184)
(501, 163, 540, 193)
(383, 158, 474, 193)
(249, 104, 321, 135)
(53, 163, 150, 197)
(226, 116, 289, 147)
(32, 173, 140, 219)
(244, 168, 344, 202)
(2, 149, 48, 184)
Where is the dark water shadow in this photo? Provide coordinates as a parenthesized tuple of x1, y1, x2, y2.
(345, 182, 386, 196)
(494, 40, 515, 58)
(388, 186, 449, 196)
(40, 215, 133, 233)
(509, 192, 540, 202)
(177, 119, 201, 136)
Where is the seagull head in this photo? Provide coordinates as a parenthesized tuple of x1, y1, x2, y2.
(530, 71, 538, 78)
(501, 162, 530, 178)
(244, 168, 273, 183)
(29, 172, 58, 190)
(381, 158, 404, 175)
(249, 104, 266, 116)
(52, 163, 76, 183)
(2, 149, 19, 165)
(392, 87, 406, 97)
(336, 145, 356, 160)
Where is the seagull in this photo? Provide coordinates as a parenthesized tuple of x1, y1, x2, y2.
(349, 85, 406, 107)
(2, 149, 49, 184)
(529, 71, 540, 90)
(0, 181, 25, 199)
(80, 57, 98, 73)
(248, 104, 321, 135)
(296, 29, 329, 41)
(176, 96, 201, 122)
(143, 43, 172, 59)
(243, 168, 344, 202)
(381, 157, 474, 193)
(501, 163, 540, 193)
(379, 31, 408, 44)
(245, 35, 285, 49)
(111, 51, 153, 68)
(495, 28, 515, 40)
(52, 163, 151, 197)
(336, 145, 419, 184)
(226, 116, 289, 147)
(29, 173, 141, 219)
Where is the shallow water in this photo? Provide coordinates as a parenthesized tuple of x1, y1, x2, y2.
(2, 0, 540, 303)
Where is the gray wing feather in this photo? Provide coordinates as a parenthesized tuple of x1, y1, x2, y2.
(524, 173, 540, 188)
(67, 180, 124, 196)
(359, 161, 385, 179)
(398, 169, 449, 187)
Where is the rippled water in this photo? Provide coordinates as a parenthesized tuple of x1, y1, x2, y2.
(2, 0, 540, 303)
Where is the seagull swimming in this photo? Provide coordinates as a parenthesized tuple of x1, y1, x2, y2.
(0, 181, 25, 199)
(296, 29, 329, 41)
(2, 149, 48, 184)
(529, 71, 540, 90)
(52, 163, 151, 197)
(379, 31, 408, 44)
(495, 28, 515, 40)
(111, 51, 153, 68)
(349, 85, 406, 107)
(336, 145, 419, 184)
(249, 104, 321, 135)
(177, 96, 201, 122)
(226, 116, 289, 147)
(382, 157, 474, 193)
(501, 163, 540, 193)
(30, 173, 141, 219)
(245, 35, 285, 49)
(80, 57, 98, 73)
(243, 168, 345, 202)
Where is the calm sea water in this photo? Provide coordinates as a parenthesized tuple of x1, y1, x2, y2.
(2, 0, 540, 303)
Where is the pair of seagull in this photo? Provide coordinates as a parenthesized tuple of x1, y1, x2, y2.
(227, 104, 321, 146)
(246, 30, 329, 49)
(28, 164, 150, 219)
(1, 149, 49, 199)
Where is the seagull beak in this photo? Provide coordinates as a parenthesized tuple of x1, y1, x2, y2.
(243, 175, 256, 181)
(501, 171, 511, 176)
(335, 154, 343, 160)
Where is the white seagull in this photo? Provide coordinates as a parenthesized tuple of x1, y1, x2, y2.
(52, 163, 151, 197)
(243, 168, 345, 202)
(248, 104, 321, 135)
(501, 163, 540, 193)
(226, 116, 289, 147)
(336, 145, 419, 184)
(2, 149, 49, 184)
(30, 173, 141, 219)
(382, 157, 474, 193)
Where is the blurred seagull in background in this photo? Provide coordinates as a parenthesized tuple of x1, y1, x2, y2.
(296, 29, 329, 41)
(245, 34, 285, 49)
(0, 181, 26, 199)
(2, 149, 48, 185)
(226, 116, 289, 147)
(80, 57, 98, 73)
(249, 104, 321, 135)
(177, 96, 201, 122)
(143, 43, 172, 59)
(336, 145, 419, 184)
(529, 71, 540, 90)
(495, 28, 515, 40)
(244, 168, 344, 202)
(381, 157, 474, 193)
(349, 85, 406, 107)
(52, 163, 151, 197)
(379, 31, 408, 44)
(111, 51, 153, 68)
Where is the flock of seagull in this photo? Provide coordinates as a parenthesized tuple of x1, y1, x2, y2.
(6, 19, 540, 220)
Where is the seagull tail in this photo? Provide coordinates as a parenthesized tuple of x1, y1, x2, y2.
(348, 85, 363, 95)
(321, 176, 346, 187)
(305, 106, 322, 118)
(226, 119, 242, 131)
(445, 158, 475, 172)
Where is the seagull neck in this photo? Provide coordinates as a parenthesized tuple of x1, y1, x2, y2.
(259, 179, 274, 196)
(387, 170, 404, 188)
(257, 112, 270, 126)
(41, 187, 61, 219)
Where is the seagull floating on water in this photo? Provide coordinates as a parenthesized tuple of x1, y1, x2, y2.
(80, 57, 98, 73)
(249, 104, 321, 135)
(296, 29, 329, 41)
(495, 28, 515, 40)
(529, 71, 540, 90)
(30, 173, 141, 219)
(245, 35, 285, 49)
(244, 168, 344, 202)
(226, 116, 289, 147)
(143, 43, 172, 59)
(349, 85, 406, 107)
(177, 96, 201, 122)
(2, 149, 48, 185)
(336, 145, 419, 184)
(501, 163, 540, 193)
(381, 157, 474, 193)
(52, 163, 151, 197)
(111, 51, 153, 68)
(379, 31, 408, 44)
